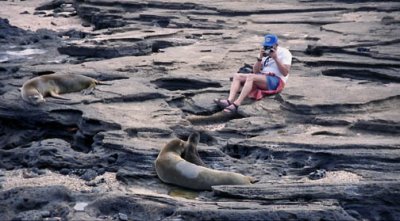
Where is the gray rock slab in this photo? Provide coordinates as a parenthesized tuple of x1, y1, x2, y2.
(1, 0, 400, 220)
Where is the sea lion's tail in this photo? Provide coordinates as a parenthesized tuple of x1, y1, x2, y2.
(249, 176, 259, 184)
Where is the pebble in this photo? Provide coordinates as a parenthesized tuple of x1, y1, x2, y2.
(73, 202, 88, 211)
(80, 169, 98, 181)
(40, 210, 51, 217)
(118, 213, 128, 221)
(60, 168, 71, 175)
(22, 170, 39, 179)
(44, 217, 62, 221)
(308, 169, 327, 180)
(32, 167, 46, 175)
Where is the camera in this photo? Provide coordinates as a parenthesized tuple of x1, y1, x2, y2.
(263, 46, 274, 57)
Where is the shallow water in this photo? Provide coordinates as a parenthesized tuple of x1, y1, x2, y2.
(0, 48, 47, 63)
(5, 48, 46, 56)
(169, 188, 199, 199)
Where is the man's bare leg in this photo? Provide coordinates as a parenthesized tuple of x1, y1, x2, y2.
(228, 73, 248, 102)
(233, 74, 268, 106)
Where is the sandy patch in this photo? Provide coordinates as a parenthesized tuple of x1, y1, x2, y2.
(299, 170, 362, 184)
(196, 123, 226, 131)
(0, 0, 92, 32)
(2, 169, 124, 193)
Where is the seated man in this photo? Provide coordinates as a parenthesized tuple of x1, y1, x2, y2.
(215, 34, 292, 113)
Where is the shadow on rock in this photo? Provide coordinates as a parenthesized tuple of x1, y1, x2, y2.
(187, 111, 244, 125)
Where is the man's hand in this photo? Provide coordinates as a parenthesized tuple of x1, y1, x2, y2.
(269, 48, 278, 60)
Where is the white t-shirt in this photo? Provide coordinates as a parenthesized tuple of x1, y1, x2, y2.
(261, 46, 292, 83)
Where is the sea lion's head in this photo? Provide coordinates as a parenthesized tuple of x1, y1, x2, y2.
(27, 93, 45, 105)
(29, 93, 45, 105)
(162, 139, 186, 155)
(21, 89, 45, 105)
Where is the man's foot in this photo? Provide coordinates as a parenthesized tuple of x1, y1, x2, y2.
(213, 99, 231, 109)
(223, 103, 238, 114)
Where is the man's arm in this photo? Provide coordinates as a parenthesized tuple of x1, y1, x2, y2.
(274, 59, 291, 76)
(253, 48, 264, 73)
(253, 59, 262, 73)
(270, 49, 291, 76)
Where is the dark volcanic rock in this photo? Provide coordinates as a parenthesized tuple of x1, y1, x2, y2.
(1, 0, 400, 220)
(85, 195, 177, 220)
(0, 18, 34, 44)
(36, 0, 66, 11)
(213, 182, 400, 220)
(0, 186, 72, 221)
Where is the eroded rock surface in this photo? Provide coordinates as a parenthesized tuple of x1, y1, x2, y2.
(0, 0, 399, 220)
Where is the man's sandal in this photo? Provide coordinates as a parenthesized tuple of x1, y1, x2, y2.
(223, 103, 238, 114)
(213, 99, 231, 109)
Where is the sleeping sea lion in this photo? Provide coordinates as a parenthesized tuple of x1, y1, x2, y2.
(21, 73, 110, 105)
(155, 135, 255, 190)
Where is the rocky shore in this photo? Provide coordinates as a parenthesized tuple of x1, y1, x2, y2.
(1, 0, 399, 220)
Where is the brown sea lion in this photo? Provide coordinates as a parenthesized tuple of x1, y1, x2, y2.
(21, 73, 110, 105)
(155, 135, 255, 191)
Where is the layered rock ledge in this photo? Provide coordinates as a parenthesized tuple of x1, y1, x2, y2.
(0, 0, 399, 220)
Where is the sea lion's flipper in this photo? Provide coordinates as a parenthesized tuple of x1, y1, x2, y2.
(249, 177, 259, 184)
(49, 91, 70, 100)
(182, 132, 207, 167)
(82, 87, 95, 95)
(96, 81, 112, 85)
(188, 132, 200, 145)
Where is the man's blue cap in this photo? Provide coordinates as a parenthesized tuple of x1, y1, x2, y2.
(263, 34, 278, 46)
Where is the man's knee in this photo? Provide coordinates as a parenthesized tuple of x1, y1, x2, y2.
(245, 74, 257, 82)
(233, 73, 245, 81)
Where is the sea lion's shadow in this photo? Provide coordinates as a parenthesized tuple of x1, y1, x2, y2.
(186, 107, 248, 125)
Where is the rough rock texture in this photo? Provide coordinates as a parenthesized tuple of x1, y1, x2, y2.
(0, 0, 399, 220)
